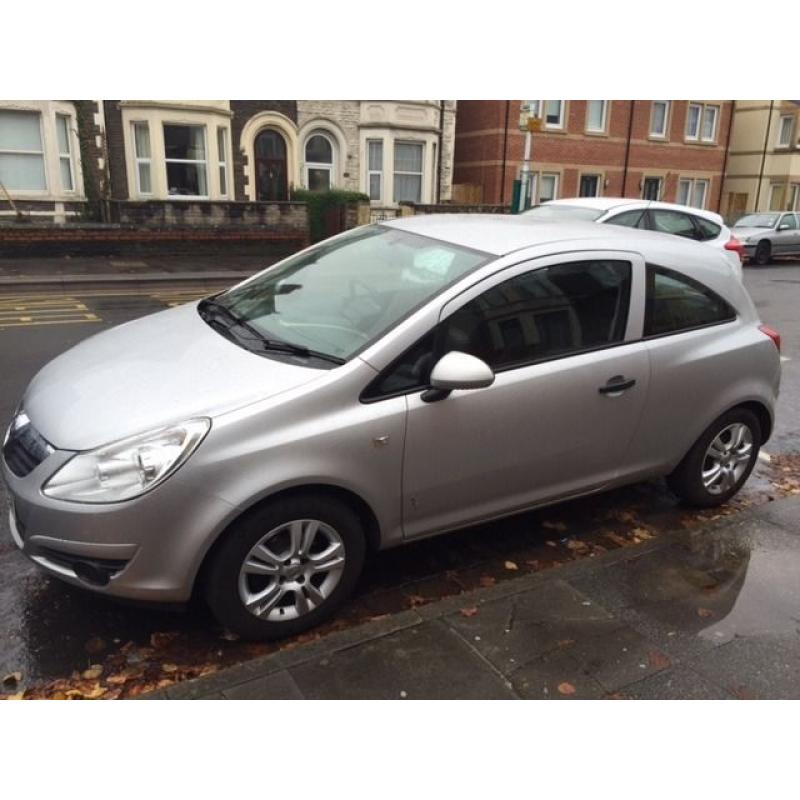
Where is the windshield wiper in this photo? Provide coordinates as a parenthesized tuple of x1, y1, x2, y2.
(198, 298, 345, 365)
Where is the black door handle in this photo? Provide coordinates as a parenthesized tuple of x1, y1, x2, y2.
(598, 376, 636, 394)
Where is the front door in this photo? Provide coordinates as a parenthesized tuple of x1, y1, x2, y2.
(401, 253, 650, 539)
(255, 130, 288, 201)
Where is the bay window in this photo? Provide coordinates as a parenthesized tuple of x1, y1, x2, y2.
(367, 139, 383, 201)
(56, 114, 74, 192)
(393, 141, 424, 203)
(217, 127, 229, 196)
(132, 122, 152, 194)
(163, 124, 207, 197)
(0, 110, 46, 191)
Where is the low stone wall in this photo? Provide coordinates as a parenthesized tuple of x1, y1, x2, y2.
(109, 200, 309, 231)
(403, 203, 511, 215)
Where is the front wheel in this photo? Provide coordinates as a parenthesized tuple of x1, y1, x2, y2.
(204, 493, 366, 640)
(667, 408, 761, 508)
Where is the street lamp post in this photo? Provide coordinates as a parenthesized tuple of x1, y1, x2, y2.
(512, 102, 541, 214)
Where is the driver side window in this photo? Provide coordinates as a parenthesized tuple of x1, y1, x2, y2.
(439, 260, 632, 371)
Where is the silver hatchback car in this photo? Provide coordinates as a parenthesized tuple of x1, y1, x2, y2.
(2, 216, 782, 639)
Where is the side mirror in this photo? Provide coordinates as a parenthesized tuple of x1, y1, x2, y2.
(421, 351, 495, 403)
(778, 223, 791, 231)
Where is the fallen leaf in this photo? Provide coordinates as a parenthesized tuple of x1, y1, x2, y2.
(631, 527, 653, 540)
(460, 606, 479, 618)
(566, 539, 588, 551)
(219, 630, 240, 642)
(161, 663, 179, 673)
(545, 540, 558, 548)
(150, 632, 179, 649)
(478, 576, 496, 588)
(697, 607, 714, 618)
(84, 637, 107, 655)
(406, 594, 427, 607)
(648, 650, 671, 670)
(542, 520, 567, 532)
(504, 560, 519, 571)
(4, 692, 25, 700)
(557, 682, 576, 696)
(82, 665, 103, 680)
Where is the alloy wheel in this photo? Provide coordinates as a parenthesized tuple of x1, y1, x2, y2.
(237, 519, 346, 621)
(701, 423, 753, 495)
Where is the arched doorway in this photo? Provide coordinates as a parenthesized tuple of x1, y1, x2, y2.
(254, 129, 288, 201)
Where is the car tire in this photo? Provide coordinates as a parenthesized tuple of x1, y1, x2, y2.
(754, 240, 771, 266)
(667, 408, 761, 508)
(204, 493, 366, 640)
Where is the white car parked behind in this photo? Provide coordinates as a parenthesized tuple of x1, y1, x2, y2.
(524, 197, 744, 279)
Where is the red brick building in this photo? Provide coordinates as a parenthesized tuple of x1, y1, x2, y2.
(453, 100, 734, 211)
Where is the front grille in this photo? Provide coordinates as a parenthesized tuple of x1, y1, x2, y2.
(3, 417, 54, 477)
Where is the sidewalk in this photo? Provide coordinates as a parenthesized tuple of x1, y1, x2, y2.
(0, 255, 275, 288)
(150, 496, 800, 700)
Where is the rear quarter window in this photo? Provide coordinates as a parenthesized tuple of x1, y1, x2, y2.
(693, 216, 722, 241)
(645, 265, 736, 337)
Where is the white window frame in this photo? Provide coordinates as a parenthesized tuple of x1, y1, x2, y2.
(132, 121, 152, 196)
(304, 130, 336, 192)
(685, 103, 702, 140)
(585, 101, 608, 133)
(55, 113, 74, 193)
(777, 115, 794, 149)
(393, 140, 425, 204)
(678, 177, 709, 209)
(162, 123, 209, 199)
(700, 105, 719, 143)
(366, 139, 383, 202)
(217, 126, 229, 198)
(536, 172, 559, 203)
(526, 100, 566, 130)
(0, 109, 48, 193)
(650, 101, 670, 138)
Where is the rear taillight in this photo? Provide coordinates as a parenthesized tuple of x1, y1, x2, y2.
(725, 235, 746, 263)
(759, 324, 781, 352)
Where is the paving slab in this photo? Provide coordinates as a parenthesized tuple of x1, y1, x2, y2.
(288, 620, 516, 700)
(223, 670, 304, 700)
(620, 667, 731, 700)
(509, 648, 606, 700)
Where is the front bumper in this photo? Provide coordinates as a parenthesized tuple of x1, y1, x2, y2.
(3, 448, 237, 603)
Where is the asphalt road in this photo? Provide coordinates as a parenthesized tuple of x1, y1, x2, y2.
(0, 264, 798, 693)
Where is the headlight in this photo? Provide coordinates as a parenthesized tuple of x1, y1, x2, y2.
(42, 419, 210, 503)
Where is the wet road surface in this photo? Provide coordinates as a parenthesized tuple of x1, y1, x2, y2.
(0, 263, 798, 697)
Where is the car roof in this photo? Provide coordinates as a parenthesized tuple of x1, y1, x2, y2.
(541, 197, 725, 226)
(383, 213, 720, 258)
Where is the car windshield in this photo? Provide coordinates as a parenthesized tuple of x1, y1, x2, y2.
(524, 204, 605, 222)
(210, 226, 489, 362)
(734, 214, 779, 228)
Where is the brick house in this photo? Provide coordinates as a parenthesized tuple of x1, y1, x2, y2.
(722, 100, 800, 219)
(453, 100, 734, 212)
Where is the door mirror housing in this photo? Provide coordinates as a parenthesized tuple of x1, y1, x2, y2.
(422, 351, 495, 402)
(778, 223, 791, 231)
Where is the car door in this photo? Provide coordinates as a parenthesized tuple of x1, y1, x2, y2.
(775, 213, 800, 254)
(400, 251, 650, 540)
